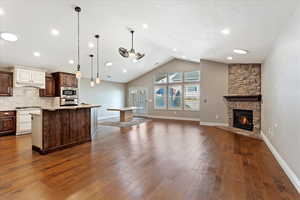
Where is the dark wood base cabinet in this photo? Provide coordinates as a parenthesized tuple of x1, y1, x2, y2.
(32, 108, 91, 154)
(0, 111, 16, 136)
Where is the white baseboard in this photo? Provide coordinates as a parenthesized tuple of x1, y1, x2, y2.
(262, 131, 300, 193)
(147, 115, 200, 122)
(199, 121, 229, 127)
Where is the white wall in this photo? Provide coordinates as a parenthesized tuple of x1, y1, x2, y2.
(262, 6, 300, 191)
(79, 78, 125, 119)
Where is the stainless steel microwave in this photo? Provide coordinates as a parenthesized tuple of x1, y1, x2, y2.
(61, 87, 78, 99)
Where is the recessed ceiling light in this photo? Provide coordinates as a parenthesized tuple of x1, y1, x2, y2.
(142, 24, 149, 29)
(105, 61, 113, 66)
(172, 48, 177, 52)
(233, 49, 248, 55)
(88, 43, 95, 49)
(69, 60, 74, 64)
(51, 29, 60, 36)
(33, 52, 40, 57)
(227, 56, 233, 60)
(0, 32, 18, 42)
(221, 28, 230, 35)
(123, 69, 127, 73)
(0, 8, 4, 16)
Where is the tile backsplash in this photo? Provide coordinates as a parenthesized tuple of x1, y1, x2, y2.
(0, 87, 55, 110)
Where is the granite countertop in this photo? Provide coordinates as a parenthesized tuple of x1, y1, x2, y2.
(41, 104, 101, 111)
(0, 106, 42, 112)
(0, 109, 17, 112)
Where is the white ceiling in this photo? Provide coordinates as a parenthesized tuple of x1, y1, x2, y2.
(0, 0, 299, 82)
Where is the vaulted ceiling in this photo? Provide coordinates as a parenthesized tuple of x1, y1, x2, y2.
(0, 0, 299, 82)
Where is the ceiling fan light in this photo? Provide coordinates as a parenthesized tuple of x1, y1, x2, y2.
(136, 52, 145, 60)
(119, 47, 129, 58)
(129, 49, 136, 58)
(119, 29, 144, 61)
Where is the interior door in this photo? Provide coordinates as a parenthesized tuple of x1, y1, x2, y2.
(128, 87, 148, 116)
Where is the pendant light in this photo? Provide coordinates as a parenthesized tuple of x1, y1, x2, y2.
(119, 29, 145, 61)
(90, 54, 95, 87)
(95, 34, 101, 84)
(75, 6, 82, 79)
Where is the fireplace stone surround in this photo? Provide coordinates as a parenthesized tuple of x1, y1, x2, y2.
(221, 64, 262, 139)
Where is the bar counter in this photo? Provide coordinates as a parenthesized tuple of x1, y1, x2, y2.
(31, 105, 100, 154)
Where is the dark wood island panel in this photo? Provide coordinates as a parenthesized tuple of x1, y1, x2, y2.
(33, 108, 91, 154)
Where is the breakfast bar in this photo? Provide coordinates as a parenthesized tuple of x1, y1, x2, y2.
(31, 105, 100, 154)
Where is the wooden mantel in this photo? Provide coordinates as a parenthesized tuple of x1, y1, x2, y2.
(223, 95, 262, 102)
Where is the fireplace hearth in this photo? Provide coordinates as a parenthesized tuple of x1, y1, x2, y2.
(233, 109, 253, 131)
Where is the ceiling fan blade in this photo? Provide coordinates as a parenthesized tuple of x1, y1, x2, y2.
(119, 47, 129, 58)
(136, 52, 145, 60)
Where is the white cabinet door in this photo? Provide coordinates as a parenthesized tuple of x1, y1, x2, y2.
(16, 69, 32, 84)
(31, 71, 45, 85)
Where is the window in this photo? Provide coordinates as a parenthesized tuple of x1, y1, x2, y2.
(168, 85, 182, 110)
(168, 72, 183, 83)
(153, 71, 200, 111)
(184, 84, 200, 111)
(184, 71, 200, 82)
(154, 86, 167, 109)
(154, 73, 167, 84)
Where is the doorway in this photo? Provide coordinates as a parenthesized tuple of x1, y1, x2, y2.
(128, 87, 148, 116)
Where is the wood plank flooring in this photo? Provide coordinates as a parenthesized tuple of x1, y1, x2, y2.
(0, 119, 299, 200)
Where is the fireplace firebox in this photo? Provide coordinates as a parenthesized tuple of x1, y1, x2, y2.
(233, 109, 253, 131)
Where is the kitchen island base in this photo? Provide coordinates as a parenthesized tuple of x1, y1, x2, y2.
(31, 106, 99, 154)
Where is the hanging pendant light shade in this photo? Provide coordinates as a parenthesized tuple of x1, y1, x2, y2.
(119, 29, 145, 62)
(75, 6, 82, 79)
(90, 54, 95, 87)
(95, 34, 101, 84)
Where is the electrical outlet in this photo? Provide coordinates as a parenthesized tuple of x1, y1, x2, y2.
(216, 115, 219, 119)
(174, 111, 177, 115)
(274, 123, 278, 128)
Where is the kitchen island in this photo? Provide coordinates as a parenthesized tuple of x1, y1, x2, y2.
(31, 105, 100, 154)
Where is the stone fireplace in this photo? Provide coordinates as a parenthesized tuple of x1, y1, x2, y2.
(222, 64, 262, 139)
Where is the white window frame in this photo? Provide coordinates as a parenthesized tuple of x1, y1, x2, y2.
(184, 71, 201, 82)
(168, 72, 183, 83)
(154, 86, 167, 110)
(183, 84, 200, 111)
(154, 72, 168, 84)
(167, 84, 183, 110)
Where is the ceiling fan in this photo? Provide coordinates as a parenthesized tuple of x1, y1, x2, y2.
(119, 29, 145, 61)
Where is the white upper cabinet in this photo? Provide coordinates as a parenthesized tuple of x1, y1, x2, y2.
(14, 67, 45, 88)
(16, 69, 32, 84)
(31, 71, 45, 85)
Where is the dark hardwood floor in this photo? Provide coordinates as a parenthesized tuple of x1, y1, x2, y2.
(0, 119, 299, 200)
